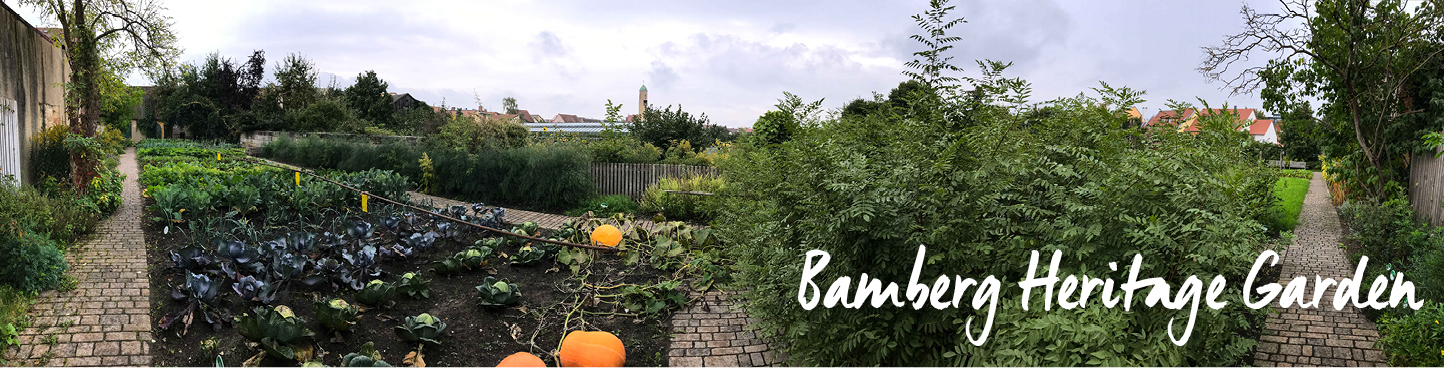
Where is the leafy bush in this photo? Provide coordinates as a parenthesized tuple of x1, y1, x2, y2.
(658, 140, 713, 166)
(586, 136, 662, 164)
(717, 91, 1277, 365)
(752, 110, 796, 145)
(28, 125, 71, 184)
(1279, 169, 1314, 179)
(1339, 198, 1429, 277)
(95, 128, 129, 155)
(77, 168, 125, 215)
(428, 115, 529, 151)
(1376, 301, 1444, 366)
(566, 195, 640, 217)
(639, 174, 724, 223)
(1339, 198, 1444, 304)
(0, 185, 96, 245)
(0, 231, 69, 293)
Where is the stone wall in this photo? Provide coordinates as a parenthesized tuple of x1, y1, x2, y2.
(1, 2, 69, 185)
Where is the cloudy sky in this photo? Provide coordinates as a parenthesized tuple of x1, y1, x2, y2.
(8, 0, 1279, 127)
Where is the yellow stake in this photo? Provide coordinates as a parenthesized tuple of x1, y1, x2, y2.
(362, 194, 369, 212)
(295, 172, 300, 186)
(217, 152, 221, 161)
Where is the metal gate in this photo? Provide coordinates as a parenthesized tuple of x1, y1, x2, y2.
(1, 98, 19, 187)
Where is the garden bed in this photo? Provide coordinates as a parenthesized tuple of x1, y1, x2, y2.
(137, 140, 716, 367)
(144, 198, 676, 366)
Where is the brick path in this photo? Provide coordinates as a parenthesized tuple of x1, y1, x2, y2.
(667, 290, 786, 367)
(2, 148, 151, 367)
(1253, 172, 1385, 367)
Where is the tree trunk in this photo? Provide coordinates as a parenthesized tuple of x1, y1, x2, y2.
(66, 0, 99, 195)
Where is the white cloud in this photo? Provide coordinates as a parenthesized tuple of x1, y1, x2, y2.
(4, 0, 1280, 126)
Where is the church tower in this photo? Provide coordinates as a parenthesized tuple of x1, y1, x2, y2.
(638, 84, 648, 120)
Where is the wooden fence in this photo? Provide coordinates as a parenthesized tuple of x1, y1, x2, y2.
(590, 163, 718, 198)
(1410, 150, 1444, 226)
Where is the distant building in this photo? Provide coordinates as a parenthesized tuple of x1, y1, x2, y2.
(390, 93, 420, 112)
(638, 84, 648, 120)
(1145, 108, 1279, 144)
(550, 114, 602, 123)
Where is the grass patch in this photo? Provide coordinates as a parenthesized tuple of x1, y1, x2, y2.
(1, 285, 36, 359)
(1272, 177, 1311, 231)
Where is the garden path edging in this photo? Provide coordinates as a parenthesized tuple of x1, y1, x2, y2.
(2, 148, 152, 367)
(1252, 171, 1386, 367)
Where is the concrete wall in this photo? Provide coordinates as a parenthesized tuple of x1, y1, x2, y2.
(1, 2, 70, 185)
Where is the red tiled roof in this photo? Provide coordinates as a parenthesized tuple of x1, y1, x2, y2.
(1147, 108, 1257, 132)
(1248, 119, 1274, 135)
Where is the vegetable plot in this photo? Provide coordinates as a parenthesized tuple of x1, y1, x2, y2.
(142, 140, 729, 367)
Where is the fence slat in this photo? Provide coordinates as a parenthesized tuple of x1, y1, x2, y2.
(1411, 150, 1444, 226)
(589, 163, 718, 198)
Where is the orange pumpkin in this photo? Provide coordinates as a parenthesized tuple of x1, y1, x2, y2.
(558, 330, 625, 367)
(497, 352, 547, 367)
(590, 225, 623, 247)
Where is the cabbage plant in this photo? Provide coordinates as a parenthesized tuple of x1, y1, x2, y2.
(393, 313, 446, 347)
(237, 305, 316, 361)
(394, 272, 431, 299)
(316, 298, 360, 331)
(475, 277, 520, 307)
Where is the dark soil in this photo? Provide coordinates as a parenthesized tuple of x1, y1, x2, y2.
(145, 197, 675, 367)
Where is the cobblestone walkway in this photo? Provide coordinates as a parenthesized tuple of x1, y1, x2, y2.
(668, 290, 785, 367)
(1253, 172, 1385, 367)
(3, 148, 151, 366)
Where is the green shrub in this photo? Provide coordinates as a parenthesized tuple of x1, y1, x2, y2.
(260, 136, 593, 210)
(96, 128, 128, 155)
(717, 94, 1276, 365)
(1339, 198, 1430, 278)
(77, 168, 125, 215)
(0, 231, 69, 293)
(587, 136, 662, 164)
(639, 174, 724, 223)
(659, 140, 713, 166)
(29, 125, 71, 185)
(0, 185, 96, 245)
(1279, 169, 1313, 179)
(566, 195, 641, 217)
(752, 110, 796, 145)
(1339, 198, 1444, 304)
(1376, 301, 1444, 366)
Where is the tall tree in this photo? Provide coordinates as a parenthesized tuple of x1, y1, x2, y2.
(902, 0, 966, 92)
(502, 96, 518, 114)
(20, 0, 180, 191)
(273, 53, 319, 110)
(629, 105, 711, 150)
(1201, 0, 1444, 198)
(344, 70, 392, 130)
(153, 51, 265, 140)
